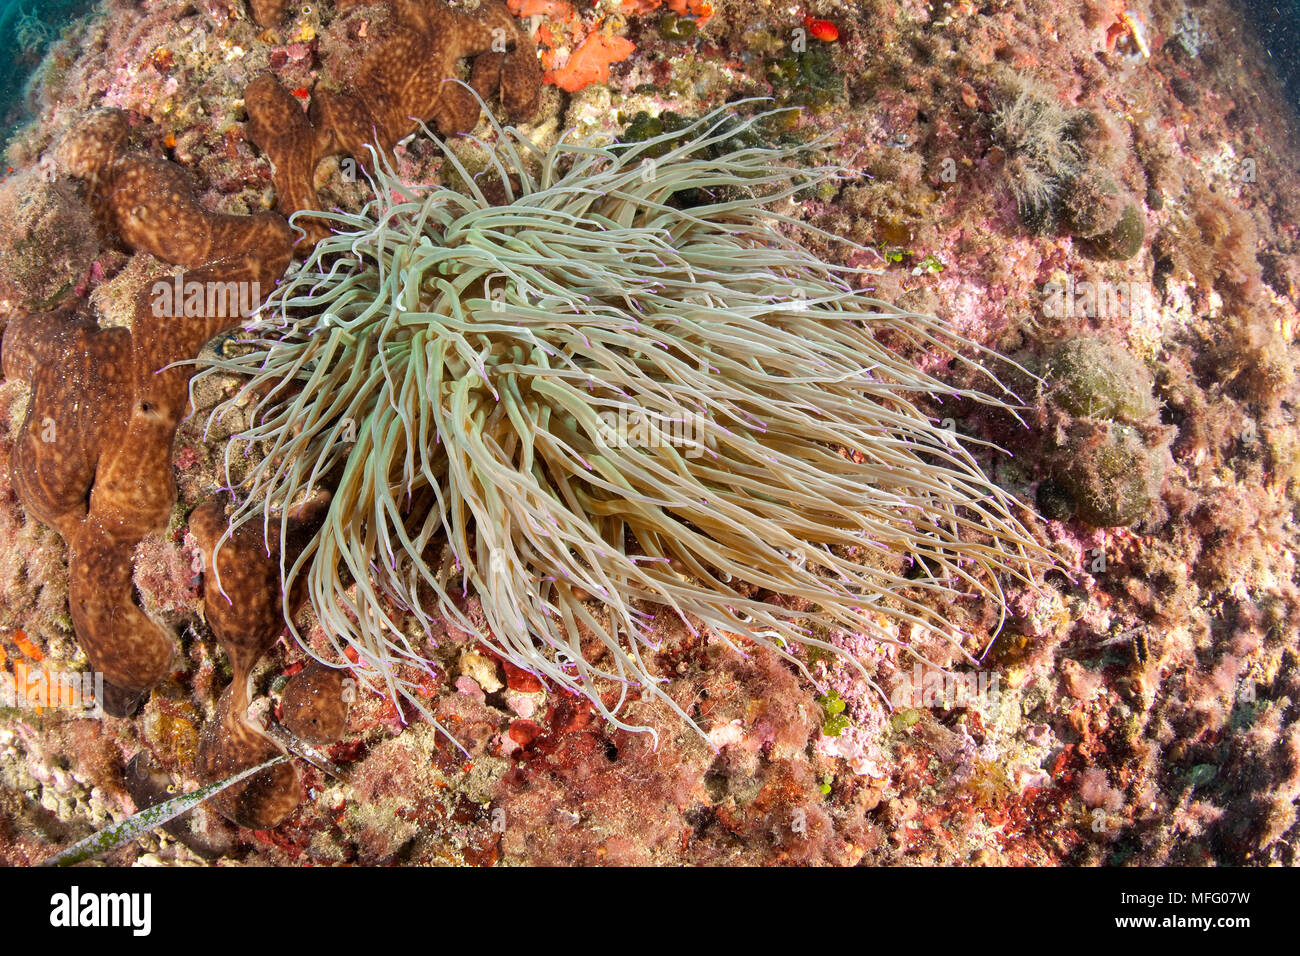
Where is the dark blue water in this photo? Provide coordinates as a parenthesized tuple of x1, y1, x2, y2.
(1244, 1, 1300, 114)
(1, 0, 96, 140)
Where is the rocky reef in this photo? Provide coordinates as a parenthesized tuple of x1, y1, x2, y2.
(1, 0, 1298, 867)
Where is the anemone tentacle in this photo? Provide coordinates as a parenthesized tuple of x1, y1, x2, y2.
(194, 99, 1053, 746)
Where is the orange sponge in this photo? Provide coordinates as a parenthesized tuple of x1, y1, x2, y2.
(546, 33, 636, 92)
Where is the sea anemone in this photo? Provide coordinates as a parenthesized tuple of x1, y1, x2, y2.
(194, 98, 1050, 745)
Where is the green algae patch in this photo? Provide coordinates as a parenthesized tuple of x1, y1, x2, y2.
(1057, 422, 1164, 527)
(1094, 202, 1146, 260)
(1045, 337, 1158, 422)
